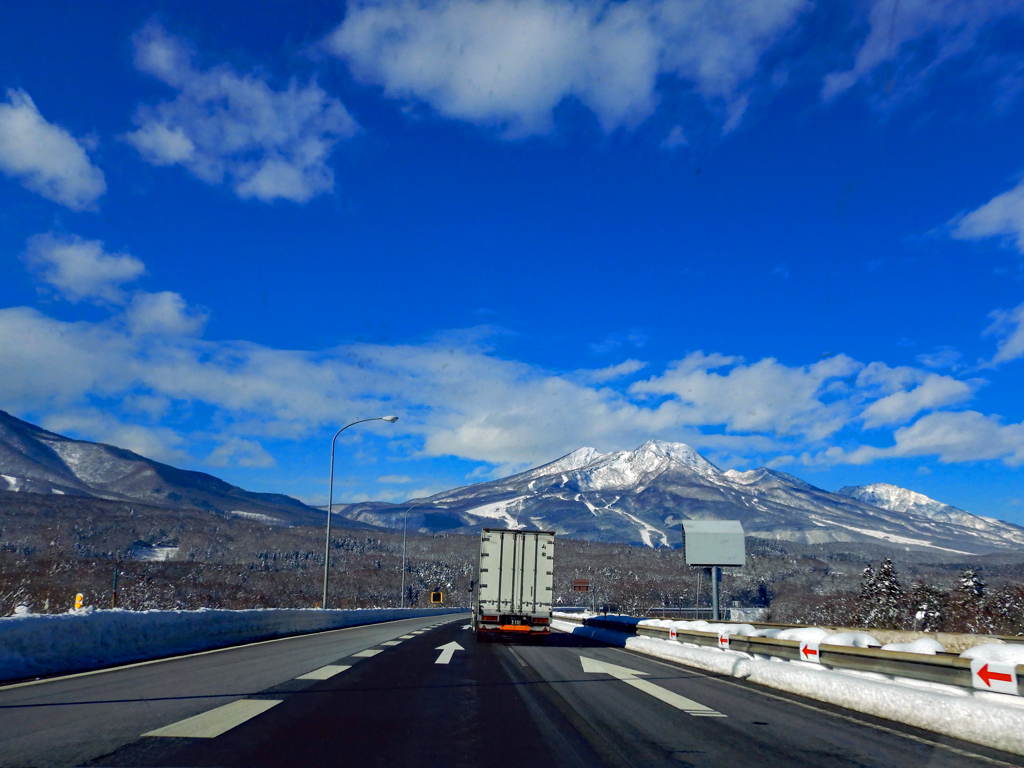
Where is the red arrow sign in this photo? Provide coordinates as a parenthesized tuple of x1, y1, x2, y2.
(977, 663, 1014, 688)
(798, 641, 822, 663)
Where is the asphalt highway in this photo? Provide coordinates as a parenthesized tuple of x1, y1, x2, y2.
(2, 614, 1022, 768)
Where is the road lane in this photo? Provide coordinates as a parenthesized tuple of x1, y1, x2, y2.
(516, 634, 1024, 768)
(6, 619, 1022, 768)
(94, 617, 598, 768)
(0, 613, 462, 768)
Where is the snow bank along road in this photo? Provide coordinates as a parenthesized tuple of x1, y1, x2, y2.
(2, 618, 1023, 768)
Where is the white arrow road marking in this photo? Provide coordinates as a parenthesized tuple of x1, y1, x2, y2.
(580, 657, 726, 717)
(435, 641, 465, 664)
(143, 700, 281, 738)
(297, 664, 350, 680)
(462, 624, 472, 630)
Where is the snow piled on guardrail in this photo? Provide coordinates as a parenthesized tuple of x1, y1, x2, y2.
(0, 607, 461, 682)
(553, 618, 1024, 756)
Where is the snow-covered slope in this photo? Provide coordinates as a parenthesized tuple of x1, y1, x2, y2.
(336, 440, 1024, 553)
(0, 410, 322, 525)
(837, 483, 1024, 546)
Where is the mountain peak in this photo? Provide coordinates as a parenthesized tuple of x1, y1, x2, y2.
(723, 466, 816, 491)
(838, 482, 946, 513)
(337, 440, 1024, 552)
(634, 439, 720, 473)
(836, 482, 1000, 533)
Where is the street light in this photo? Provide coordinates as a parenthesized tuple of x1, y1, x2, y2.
(400, 501, 426, 609)
(322, 416, 398, 609)
(399, 502, 448, 608)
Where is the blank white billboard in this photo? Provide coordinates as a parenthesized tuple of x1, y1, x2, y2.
(681, 520, 745, 566)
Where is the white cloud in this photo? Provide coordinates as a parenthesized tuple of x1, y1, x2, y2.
(41, 408, 190, 466)
(207, 437, 275, 468)
(981, 301, 1024, 366)
(125, 291, 208, 336)
(661, 125, 687, 149)
(841, 411, 1024, 466)
(22, 233, 145, 304)
(629, 351, 862, 440)
(124, 23, 359, 203)
(915, 347, 961, 369)
(859, 372, 976, 428)
(576, 359, 647, 383)
(0, 89, 106, 210)
(2, 243, 1010, 472)
(0, 304, 1004, 469)
(589, 329, 648, 354)
(324, 0, 808, 136)
(821, 0, 1024, 102)
(950, 177, 1024, 253)
(378, 474, 414, 483)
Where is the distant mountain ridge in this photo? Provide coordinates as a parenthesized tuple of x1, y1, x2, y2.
(0, 410, 323, 526)
(336, 439, 1024, 554)
(836, 483, 1010, 534)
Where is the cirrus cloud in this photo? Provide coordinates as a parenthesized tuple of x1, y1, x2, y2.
(822, 0, 1024, 103)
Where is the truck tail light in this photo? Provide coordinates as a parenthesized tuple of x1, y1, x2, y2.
(532, 617, 549, 624)
(482, 615, 498, 622)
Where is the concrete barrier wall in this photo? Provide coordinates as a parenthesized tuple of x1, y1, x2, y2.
(0, 607, 462, 682)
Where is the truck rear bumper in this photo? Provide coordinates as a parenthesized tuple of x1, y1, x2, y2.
(475, 626, 550, 642)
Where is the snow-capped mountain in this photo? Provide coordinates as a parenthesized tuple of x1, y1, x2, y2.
(0, 410, 322, 525)
(836, 483, 1015, 535)
(336, 439, 1024, 553)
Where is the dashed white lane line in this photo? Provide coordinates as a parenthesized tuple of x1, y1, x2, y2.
(580, 656, 725, 717)
(353, 649, 382, 657)
(399, 634, 415, 639)
(143, 700, 281, 738)
(297, 665, 351, 680)
(381, 640, 402, 646)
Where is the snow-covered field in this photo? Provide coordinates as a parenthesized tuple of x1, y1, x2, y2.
(0, 607, 460, 682)
(553, 618, 1024, 756)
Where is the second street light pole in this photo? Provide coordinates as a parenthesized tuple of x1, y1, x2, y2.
(323, 415, 398, 610)
(400, 501, 426, 609)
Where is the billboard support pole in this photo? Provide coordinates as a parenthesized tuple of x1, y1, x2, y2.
(712, 565, 720, 621)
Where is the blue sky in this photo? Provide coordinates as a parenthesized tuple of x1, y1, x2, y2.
(3, 0, 1024, 523)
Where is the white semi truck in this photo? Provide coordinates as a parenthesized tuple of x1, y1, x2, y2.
(472, 528, 554, 642)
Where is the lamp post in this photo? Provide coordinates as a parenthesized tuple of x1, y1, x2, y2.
(400, 501, 426, 609)
(323, 416, 398, 609)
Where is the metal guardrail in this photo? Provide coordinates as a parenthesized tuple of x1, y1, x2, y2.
(556, 614, 1024, 697)
(642, 616, 1024, 646)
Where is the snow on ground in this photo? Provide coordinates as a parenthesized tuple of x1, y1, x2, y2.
(617, 510, 668, 548)
(821, 631, 881, 648)
(0, 607, 461, 682)
(463, 496, 527, 529)
(2, 475, 19, 491)
(777, 627, 830, 642)
(131, 545, 179, 562)
(882, 638, 945, 654)
(961, 644, 1024, 664)
(826, 521, 973, 554)
(553, 619, 1024, 756)
(230, 511, 284, 524)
